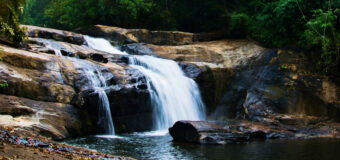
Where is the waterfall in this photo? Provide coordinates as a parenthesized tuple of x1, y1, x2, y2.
(72, 59, 115, 135)
(84, 35, 206, 131)
(129, 56, 206, 130)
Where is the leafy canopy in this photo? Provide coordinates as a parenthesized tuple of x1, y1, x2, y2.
(17, 0, 340, 73)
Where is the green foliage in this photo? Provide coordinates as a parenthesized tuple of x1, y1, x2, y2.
(242, 0, 339, 73)
(19, 0, 340, 73)
(0, 82, 8, 88)
(302, 9, 339, 71)
(280, 64, 288, 70)
(21, 0, 232, 32)
(0, 0, 27, 43)
(230, 13, 249, 37)
(29, 0, 162, 30)
(168, 0, 230, 32)
(20, 0, 51, 27)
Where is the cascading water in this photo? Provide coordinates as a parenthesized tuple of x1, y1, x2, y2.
(72, 59, 115, 135)
(36, 37, 116, 135)
(83, 35, 206, 130)
(129, 56, 206, 130)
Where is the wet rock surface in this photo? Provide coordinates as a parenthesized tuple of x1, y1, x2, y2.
(0, 126, 134, 160)
(0, 25, 154, 138)
(169, 119, 340, 145)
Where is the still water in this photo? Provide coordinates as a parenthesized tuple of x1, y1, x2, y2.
(65, 131, 340, 160)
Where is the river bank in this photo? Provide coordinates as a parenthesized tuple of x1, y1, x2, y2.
(0, 126, 134, 160)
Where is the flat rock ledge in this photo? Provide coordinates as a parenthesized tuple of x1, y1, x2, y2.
(0, 126, 134, 160)
(169, 119, 340, 145)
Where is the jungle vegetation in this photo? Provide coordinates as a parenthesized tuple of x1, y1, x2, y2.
(0, 0, 339, 73)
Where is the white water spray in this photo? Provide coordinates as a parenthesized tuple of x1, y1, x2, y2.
(129, 56, 206, 130)
(84, 36, 128, 55)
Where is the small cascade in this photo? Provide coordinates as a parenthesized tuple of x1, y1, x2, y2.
(129, 56, 206, 130)
(53, 49, 63, 57)
(84, 36, 128, 55)
(72, 59, 115, 135)
(34, 38, 64, 57)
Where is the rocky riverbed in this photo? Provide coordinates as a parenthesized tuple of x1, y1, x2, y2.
(0, 24, 340, 158)
(0, 126, 134, 160)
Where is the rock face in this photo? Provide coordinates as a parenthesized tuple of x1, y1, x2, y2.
(213, 50, 340, 123)
(0, 25, 154, 139)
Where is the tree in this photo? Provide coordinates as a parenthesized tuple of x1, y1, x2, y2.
(0, 0, 27, 43)
(20, 0, 51, 27)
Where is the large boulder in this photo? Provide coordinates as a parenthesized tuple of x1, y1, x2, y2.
(0, 94, 92, 140)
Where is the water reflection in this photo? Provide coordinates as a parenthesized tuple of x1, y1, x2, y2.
(65, 132, 340, 160)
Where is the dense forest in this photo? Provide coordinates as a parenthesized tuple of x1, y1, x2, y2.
(1, 0, 340, 73)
